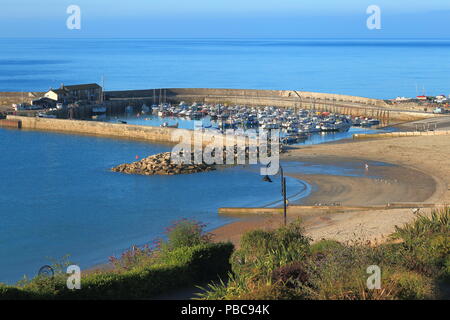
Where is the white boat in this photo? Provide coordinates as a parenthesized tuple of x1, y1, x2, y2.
(37, 113, 56, 118)
(160, 122, 179, 128)
(13, 103, 29, 111)
(286, 126, 299, 134)
(141, 104, 150, 113)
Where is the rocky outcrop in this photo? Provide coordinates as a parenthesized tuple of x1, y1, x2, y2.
(111, 152, 215, 176)
(112, 144, 281, 176)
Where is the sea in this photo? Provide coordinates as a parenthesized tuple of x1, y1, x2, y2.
(1, 38, 449, 283)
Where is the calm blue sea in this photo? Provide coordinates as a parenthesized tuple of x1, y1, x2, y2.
(1, 38, 450, 98)
(0, 128, 311, 283)
(0, 124, 383, 283)
(0, 38, 447, 283)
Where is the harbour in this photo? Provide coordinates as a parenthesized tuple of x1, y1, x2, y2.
(0, 38, 449, 291)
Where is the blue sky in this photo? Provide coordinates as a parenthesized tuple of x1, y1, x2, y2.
(1, 0, 450, 38)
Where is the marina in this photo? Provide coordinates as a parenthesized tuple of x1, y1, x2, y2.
(107, 102, 384, 145)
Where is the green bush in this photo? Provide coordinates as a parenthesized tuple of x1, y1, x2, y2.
(201, 208, 449, 300)
(393, 207, 449, 242)
(0, 284, 33, 300)
(163, 219, 212, 251)
(0, 242, 234, 300)
(388, 271, 435, 300)
(310, 240, 344, 255)
(442, 254, 450, 283)
(231, 220, 310, 278)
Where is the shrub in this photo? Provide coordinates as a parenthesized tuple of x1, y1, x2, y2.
(0, 285, 33, 300)
(231, 220, 311, 278)
(310, 240, 344, 255)
(109, 244, 155, 271)
(442, 254, 450, 283)
(0, 242, 234, 300)
(109, 219, 212, 271)
(393, 207, 449, 242)
(388, 271, 435, 300)
(163, 219, 212, 251)
(200, 209, 449, 300)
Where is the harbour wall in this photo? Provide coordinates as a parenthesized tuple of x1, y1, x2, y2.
(105, 88, 435, 122)
(0, 119, 22, 129)
(353, 130, 450, 139)
(1, 89, 438, 122)
(218, 203, 437, 216)
(106, 88, 387, 106)
(5, 115, 252, 147)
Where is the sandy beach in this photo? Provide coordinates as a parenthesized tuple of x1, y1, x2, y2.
(212, 134, 450, 246)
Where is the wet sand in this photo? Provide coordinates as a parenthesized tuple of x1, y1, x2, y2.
(290, 162, 436, 207)
(212, 134, 450, 245)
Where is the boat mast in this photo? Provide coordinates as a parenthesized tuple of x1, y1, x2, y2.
(100, 75, 105, 104)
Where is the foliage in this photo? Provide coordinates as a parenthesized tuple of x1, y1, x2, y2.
(200, 208, 449, 300)
(392, 207, 449, 242)
(0, 242, 234, 300)
(108, 219, 213, 271)
(0, 219, 233, 300)
(163, 219, 213, 251)
(231, 219, 311, 279)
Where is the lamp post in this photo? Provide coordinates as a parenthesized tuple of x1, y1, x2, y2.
(280, 166, 287, 226)
(263, 165, 287, 226)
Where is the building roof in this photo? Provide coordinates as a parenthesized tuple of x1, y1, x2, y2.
(63, 83, 101, 90)
(33, 97, 55, 102)
(46, 83, 102, 96)
(47, 88, 68, 95)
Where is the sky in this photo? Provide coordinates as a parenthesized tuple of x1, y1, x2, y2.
(1, 0, 450, 38)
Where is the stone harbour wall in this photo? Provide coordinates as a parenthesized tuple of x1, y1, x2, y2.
(6, 115, 254, 146)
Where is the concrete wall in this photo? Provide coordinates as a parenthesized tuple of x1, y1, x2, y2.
(353, 130, 450, 139)
(0, 119, 21, 128)
(6, 115, 253, 147)
(218, 207, 283, 215)
(6, 115, 190, 144)
(107, 88, 387, 106)
(105, 88, 432, 121)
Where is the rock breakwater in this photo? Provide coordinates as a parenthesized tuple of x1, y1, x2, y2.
(111, 152, 215, 175)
